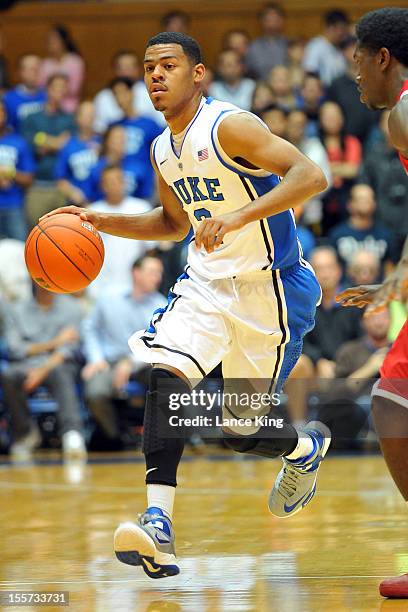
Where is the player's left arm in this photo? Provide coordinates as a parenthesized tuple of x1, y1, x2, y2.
(195, 113, 327, 253)
(388, 96, 408, 159)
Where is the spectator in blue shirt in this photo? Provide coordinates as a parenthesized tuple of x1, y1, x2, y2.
(55, 100, 100, 205)
(90, 124, 151, 201)
(329, 184, 397, 276)
(21, 73, 75, 228)
(0, 101, 35, 241)
(110, 77, 162, 198)
(3, 54, 47, 133)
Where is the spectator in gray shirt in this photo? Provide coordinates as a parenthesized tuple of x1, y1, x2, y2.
(245, 3, 288, 80)
(81, 253, 167, 443)
(303, 10, 349, 86)
(1, 284, 85, 459)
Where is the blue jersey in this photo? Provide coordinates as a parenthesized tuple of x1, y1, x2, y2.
(90, 155, 151, 202)
(153, 97, 300, 279)
(3, 86, 47, 132)
(54, 135, 100, 201)
(0, 132, 35, 209)
(111, 116, 162, 197)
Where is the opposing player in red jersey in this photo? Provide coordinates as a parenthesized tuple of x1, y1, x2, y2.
(336, 7, 408, 599)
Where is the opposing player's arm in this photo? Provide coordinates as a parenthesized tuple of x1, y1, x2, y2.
(40, 147, 191, 242)
(388, 97, 408, 159)
(195, 113, 327, 252)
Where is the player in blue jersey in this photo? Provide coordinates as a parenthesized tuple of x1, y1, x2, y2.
(43, 32, 330, 579)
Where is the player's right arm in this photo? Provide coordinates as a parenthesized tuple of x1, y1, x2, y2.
(41, 148, 191, 242)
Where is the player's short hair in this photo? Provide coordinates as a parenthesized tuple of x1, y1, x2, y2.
(146, 32, 203, 65)
(110, 76, 133, 91)
(324, 9, 349, 27)
(356, 8, 408, 67)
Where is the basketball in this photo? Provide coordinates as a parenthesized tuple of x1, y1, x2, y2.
(24, 213, 105, 294)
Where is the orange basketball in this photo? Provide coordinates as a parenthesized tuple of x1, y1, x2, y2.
(25, 213, 105, 294)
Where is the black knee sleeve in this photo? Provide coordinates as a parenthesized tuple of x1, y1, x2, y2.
(143, 368, 190, 487)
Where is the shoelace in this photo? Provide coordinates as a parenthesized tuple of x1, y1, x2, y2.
(279, 464, 302, 499)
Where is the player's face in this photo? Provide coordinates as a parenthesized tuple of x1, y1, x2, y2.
(143, 44, 204, 116)
(354, 44, 387, 110)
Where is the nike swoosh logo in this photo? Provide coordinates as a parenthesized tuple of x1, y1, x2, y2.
(284, 488, 315, 513)
(159, 159, 168, 165)
(143, 558, 161, 573)
(146, 467, 158, 476)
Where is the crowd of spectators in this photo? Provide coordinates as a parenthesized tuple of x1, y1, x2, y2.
(1, 4, 408, 457)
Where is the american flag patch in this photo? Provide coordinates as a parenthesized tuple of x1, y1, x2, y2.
(198, 148, 209, 161)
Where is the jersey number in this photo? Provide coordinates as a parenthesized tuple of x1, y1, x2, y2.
(194, 208, 212, 221)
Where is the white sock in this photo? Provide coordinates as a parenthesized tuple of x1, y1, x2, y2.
(147, 484, 175, 520)
(285, 430, 314, 461)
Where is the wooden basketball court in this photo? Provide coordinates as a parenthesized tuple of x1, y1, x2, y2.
(0, 452, 407, 611)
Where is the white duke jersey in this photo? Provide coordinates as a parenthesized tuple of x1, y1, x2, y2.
(152, 97, 300, 279)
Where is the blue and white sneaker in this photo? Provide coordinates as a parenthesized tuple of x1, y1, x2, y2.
(268, 421, 331, 518)
(114, 507, 179, 578)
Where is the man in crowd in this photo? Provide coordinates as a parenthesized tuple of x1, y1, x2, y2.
(55, 100, 99, 205)
(0, 101, 35, 241)
(81, 254, 166, 445)
(21, 74, 75, 227)
(303, 246, 362, 379)
(87, 165, 154, 298)
(360, 111, 408, 246)
(329, 184, 396, 275)
(303, 10, 349, 86)
(245, 3, 288, 79)
(327, 35, 379, 144)
(1, 284, 85, 459)
(209, 50, 255, 110)
(93, 50, 164, 133)
(3, 54, 46, 133)
(110, 77, 161, 198)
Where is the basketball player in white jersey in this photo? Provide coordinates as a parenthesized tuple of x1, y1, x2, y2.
(43, 32, 330, 579)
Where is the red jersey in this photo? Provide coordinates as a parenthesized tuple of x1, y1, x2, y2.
(398, 79, 408, 173)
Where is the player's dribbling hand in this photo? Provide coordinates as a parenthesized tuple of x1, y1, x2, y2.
(39, 205, 102, 229)
(194, 212, 244, 254)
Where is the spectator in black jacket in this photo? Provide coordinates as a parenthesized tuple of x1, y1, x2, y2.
(285, 246, 362, 423)
(303, 246, 362, 378)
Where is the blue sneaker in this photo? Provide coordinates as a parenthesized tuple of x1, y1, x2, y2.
(114, 507, 179, 578)
(268, 421, 331, 518)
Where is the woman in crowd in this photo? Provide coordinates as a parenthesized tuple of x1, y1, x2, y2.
(319, 101, 362, 232)
(39, 24, 85, 113)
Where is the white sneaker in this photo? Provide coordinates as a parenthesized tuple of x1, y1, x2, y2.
(10, 425, 41, 459)
(62, 430, 87, 459)
(268, 421, 331, 518)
